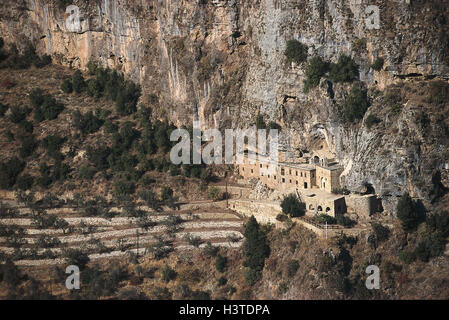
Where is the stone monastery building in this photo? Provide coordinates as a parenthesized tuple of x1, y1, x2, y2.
(237, 148, 348, 217)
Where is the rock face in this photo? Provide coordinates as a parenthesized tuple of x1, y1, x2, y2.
(1, 0, 448, 208)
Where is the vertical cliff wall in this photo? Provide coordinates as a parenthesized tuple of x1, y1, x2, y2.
(1, 0, 448, 205)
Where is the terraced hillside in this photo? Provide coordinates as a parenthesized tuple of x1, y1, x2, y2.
(0, 201, 244, 267)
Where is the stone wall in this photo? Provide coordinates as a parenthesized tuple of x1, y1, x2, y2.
(229, 199, 281, 224)
(345, 194, 378, 218)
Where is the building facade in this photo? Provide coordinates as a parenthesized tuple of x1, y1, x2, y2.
(237, 150, 347, 217)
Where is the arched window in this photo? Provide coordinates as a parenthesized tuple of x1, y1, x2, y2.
(326, 207, 331, 213)
(309, 204, 314, 211)
(318, 206, 323, 212)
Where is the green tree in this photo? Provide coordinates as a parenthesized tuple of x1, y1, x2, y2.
(160, 186, 174, 201)
(208, 187, 221, 202)
(63, 249, 90, 270)
(40, 95, 64, 120)
(215, 254, 227, 273)
(72, 70, 86, 94)
(303, 56, 328, 93)
(371, 57, 384, 71)
(60, 78, 73, 93)
(415, 232, 446, 262)
(365, 114, 381, 129)
(8, 106, 29, 124)
(426, 211, 449, 238)
(19, 136, 37, 159)
(343, 86, 369, 123)
(29, 88, 45, 108)
(286, 259, 299, 278)
(330, 55, 359, 83)
(0, 103, 9, 117)
(281, 194, 305, 217)
(284, 40, 308, 64)
(397, 193, 424, 233)
(87, 79, 102, 98)
(113, 179, 135, 196)
(243, 216, 270, 285)
(161, 265, 177, 283)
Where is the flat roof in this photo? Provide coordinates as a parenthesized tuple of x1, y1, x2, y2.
(279, 162, 316, 171)
(316, 164, 344, 171)
(301, 189, 345, 201)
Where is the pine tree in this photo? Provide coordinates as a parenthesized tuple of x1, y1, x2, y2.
(397, 193, 423, 233)
(243, 216, 270, 280)
(72, 70, 86, 94)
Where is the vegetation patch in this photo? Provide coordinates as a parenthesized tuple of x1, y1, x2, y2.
(284, 40, 308, 65)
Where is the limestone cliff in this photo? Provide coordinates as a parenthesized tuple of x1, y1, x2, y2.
(1, 0, 448, 209)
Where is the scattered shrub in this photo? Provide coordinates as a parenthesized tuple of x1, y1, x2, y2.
(203, 242, 219, 257)
(284, 40, 308, 65)
(244, 268, 261, 286)
(215, 254, 227, 273)
(0, 44, 51, 69)
(336, 215, 356, 227)
(72, 70, 86, 93)
(303, 56, 328, 93)
(316, 214, 337, 225)
(60, 78, 73, 93)
(41, 95, 64, 120)
(371, 222, 390, 242)
(427, 81, 449, 106)
(286, 259, 299, 278)
(276, 213, 289, 222)
(208, 186, 221, 202)
(183, 233, 202, 248)
(16, 174, 34, 190)
(19, 136, 37, 159)
(399, 250, 416, 264)
(29, 88, 45, 108)
(343, 86, 369, 123)
(415, 232, 446, 262)
(73, 110, 103, 135)
(352, 38, 367, 53)
(371, 57, 384, 71)
(397, 193, 425, 233)
(0, 103, 9, 117)
(0, 157, 25, 189)
(217, 276, 228, 287)
(87, 146, 111, 170)
(87, 78, 103, 98)
(113, 179, 135, 196)
(426, 211, 449, 238)
(104, 119, 118, 133)
(86, 61, 98, 75)
(79, 166, 97, 180)
(8, 106, 29, 124)
(63, 248, 90, 270)
(161, 265, 177, 283)
(330, 55, 359, 83)
(19, 120, 34, 133)
(365, 114, 381, 129)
